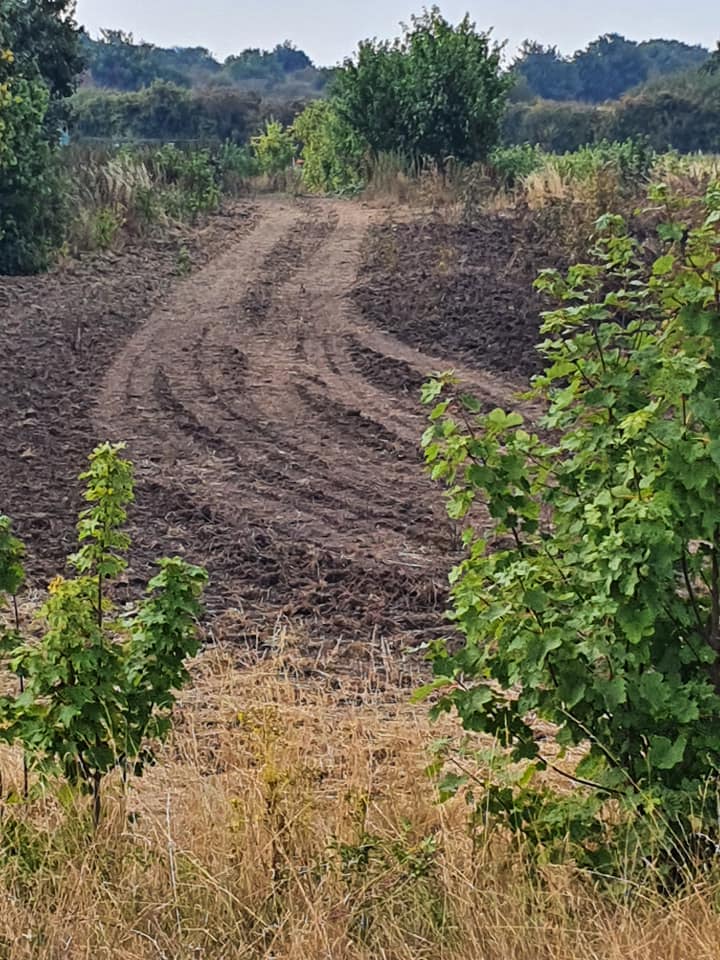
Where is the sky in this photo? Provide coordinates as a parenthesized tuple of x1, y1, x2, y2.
(74, 0, 718, 66)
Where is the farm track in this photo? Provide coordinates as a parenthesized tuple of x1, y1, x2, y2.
(2, 197, 539, 656)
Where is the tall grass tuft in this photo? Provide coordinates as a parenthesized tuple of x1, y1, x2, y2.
(61, 144, 252, 256)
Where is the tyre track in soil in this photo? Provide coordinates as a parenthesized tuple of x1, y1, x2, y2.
(97, 196, 531, 653)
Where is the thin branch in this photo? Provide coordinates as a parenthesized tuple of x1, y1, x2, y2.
(681, 552, 707, 640)
(546, 761, 624, 797)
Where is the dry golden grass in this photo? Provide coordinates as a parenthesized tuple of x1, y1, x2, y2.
(2, 630, 720, 959)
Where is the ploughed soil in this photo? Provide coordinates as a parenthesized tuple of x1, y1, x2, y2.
(0, 199, 560, 657)
(354, 215, 554, 380)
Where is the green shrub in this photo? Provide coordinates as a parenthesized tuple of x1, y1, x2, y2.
(421, 181, 720, 880)
(332, 8, 511, 169)
(0, 443, 207, 825)
(552, 137, 656, 184)
(217, 140, 258, 193)
(0, 55, 68, 274)
(293, 100, 366, 193)
(89, 206, 124, 250)
(487, 143, 545, 187)
(250, 118, 295, 175)
(150, 144, 220, 219)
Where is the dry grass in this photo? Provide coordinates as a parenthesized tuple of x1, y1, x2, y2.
(64, 149, 159, 254)
(2, 631, 720, 959)
(363, 154, 466, 214)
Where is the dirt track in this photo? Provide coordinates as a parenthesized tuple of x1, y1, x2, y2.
(2, 197, 540, 653)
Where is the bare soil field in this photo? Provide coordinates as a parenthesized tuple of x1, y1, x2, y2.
(355, 214, 553, 379)
(0, 197, 557, 654)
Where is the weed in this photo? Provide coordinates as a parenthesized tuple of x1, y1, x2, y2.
(175, 245, 191, 276)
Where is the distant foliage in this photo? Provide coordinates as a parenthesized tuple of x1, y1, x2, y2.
(68, 81, 303, 145)
(503, 99, 600, 153)
(608, 71, 720, 153)
(82, 30, 196, 90)
(422, 181, 720, 878)
(505, 68, 720, 154)
(704, 42, 720, 75)
(512, 34, 710, 104)
(224, 42, 311, 86)
(83, 31, 324, 95)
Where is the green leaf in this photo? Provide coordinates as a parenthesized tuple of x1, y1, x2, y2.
(600, 676, 627, 710)
(523, 588, 548, 613)
(438, 773, 469, 803)
(647, 735, 687, 771)
(652, 254, 675, 276)
(411, 678, 451, 704)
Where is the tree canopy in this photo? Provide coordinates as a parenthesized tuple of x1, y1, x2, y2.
(1, 0, 84, 98)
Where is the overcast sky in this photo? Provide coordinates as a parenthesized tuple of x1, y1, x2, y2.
(75, 0, 717, 65)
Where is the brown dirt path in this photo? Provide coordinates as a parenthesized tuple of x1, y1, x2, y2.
(95, 196, 529, 651)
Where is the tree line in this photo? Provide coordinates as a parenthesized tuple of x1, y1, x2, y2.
(82, 31, 329, 95)
(82, 29, 712, 106)
(69, 24, 720, 157)
(69, 82, 302, 144)
(511, 34, 710, 104)
(505, 68, 720, 154)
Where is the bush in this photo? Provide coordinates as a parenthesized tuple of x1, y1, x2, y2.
(0, 51, 68, 274)
(292, 100, 366, 193)
(216, 140, 258, 193)
(0, 443, 207, 825)
(551, 138, 656, 184)
(421, 181, 720, 880)
(487, 143, 545, 187)
(333, 7, 511, 169)
(250, 118, 295, 175)
(150, 144, 220, 219)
